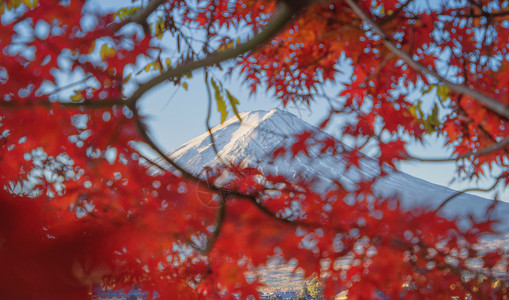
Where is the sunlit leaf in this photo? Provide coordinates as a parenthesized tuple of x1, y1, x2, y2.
(210, 77, 228, 123)
(225, 89, 242, 122)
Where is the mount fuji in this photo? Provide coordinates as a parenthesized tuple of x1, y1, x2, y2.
(161, 108, 509, 238)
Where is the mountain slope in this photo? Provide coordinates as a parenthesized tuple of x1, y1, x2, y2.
(163, 108, 509, 234)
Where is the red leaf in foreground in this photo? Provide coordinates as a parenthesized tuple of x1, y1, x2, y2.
(291, 131, 312, 157)
(379, 140, 407, 168)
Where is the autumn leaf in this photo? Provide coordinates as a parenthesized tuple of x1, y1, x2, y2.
(210, 77, 228, 123)
(225, 89, 242, 122)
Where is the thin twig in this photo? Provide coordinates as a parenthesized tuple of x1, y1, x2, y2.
(434, 175, 505, 212)
(44, 75, 93, 96)
(344, 0, 509, 120)
(134, 148, 169, 172)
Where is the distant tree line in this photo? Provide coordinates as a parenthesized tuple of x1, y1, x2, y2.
(297, 278, 323, 300)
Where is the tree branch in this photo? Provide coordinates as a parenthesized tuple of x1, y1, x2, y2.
(108, 0, 167, 33)
(434, 174, 506, 212)
(0, 99, 125, 109)
(125, 2, 294, 106)
(204, 194, 226, 253)
(2, 2, 295, 114)
(344, 0, 509, 120)
(378, 0, 414, 24)
(441, 8, 509, 19)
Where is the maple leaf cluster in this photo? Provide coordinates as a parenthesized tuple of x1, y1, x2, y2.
(0, 0, 508, 299)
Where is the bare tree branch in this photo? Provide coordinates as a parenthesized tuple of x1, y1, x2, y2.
(344, 0, 509, 120)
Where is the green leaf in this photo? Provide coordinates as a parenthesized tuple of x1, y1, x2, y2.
(225, 89, 242, 122)
(210, 77, 228, 123)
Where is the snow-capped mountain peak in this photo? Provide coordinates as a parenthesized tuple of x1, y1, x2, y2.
(161, 108, 509, 235)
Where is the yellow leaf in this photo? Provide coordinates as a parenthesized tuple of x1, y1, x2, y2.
(123, 73, 132, 84)
(22, 0, 38, 8)
(436, 85, 450, 102)
(114, 7, 140, 20)
(182, 82, 188, 91)
(100, 44, 115, 60)
(144, 62, 160, 72)
(225, 89, 242, 122)
(70, 90, 83, 102)
(408, 105, 417, 118)
(210, 77, 227, 123)
(155, 19, 165, 39)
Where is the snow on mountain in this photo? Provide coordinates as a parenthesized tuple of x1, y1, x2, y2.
(162, 108, 509, 236)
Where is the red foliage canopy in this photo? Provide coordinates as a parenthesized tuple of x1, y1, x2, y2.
(0, 0, 508, 299)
